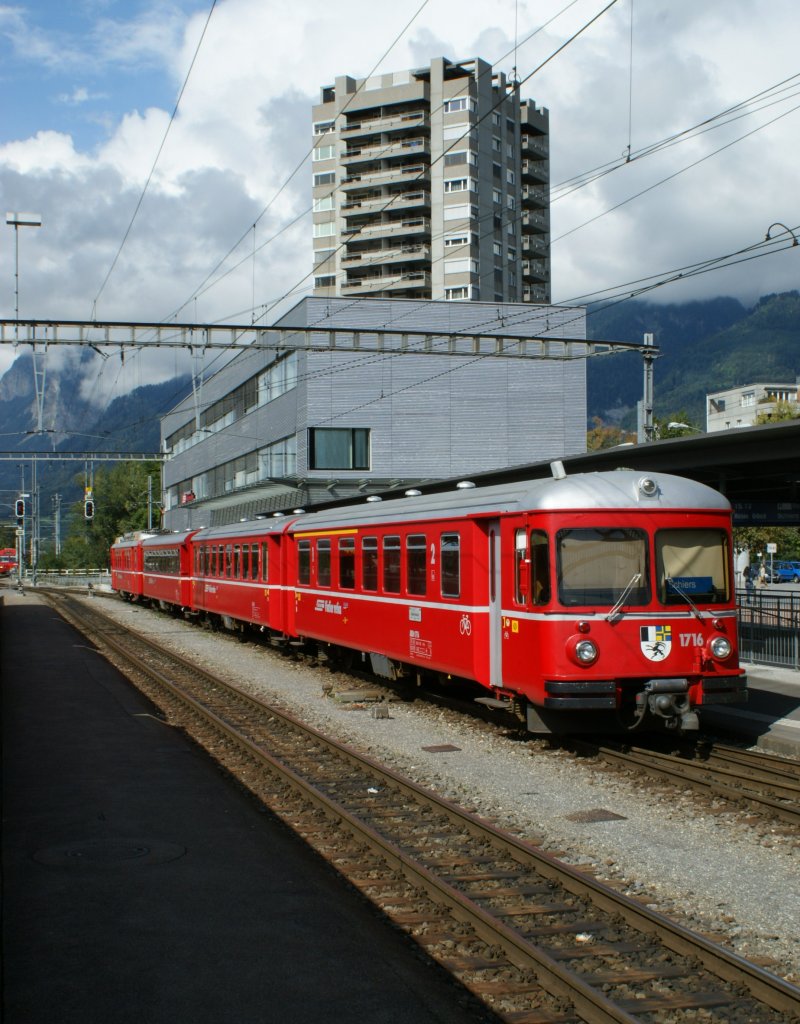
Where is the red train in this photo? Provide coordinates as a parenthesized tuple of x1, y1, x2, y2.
(0, 548, 18, 576)
(110, 468, 747, 734)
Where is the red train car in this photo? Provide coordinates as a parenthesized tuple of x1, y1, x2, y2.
(111, 469, 747, 734)
(109, 534, 151, 599)
(0, 548, 18, 576)
(140, 531, 198, 610)
(190, 518, 291, 634)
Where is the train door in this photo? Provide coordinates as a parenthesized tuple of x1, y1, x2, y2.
(487, 520, 503, 686)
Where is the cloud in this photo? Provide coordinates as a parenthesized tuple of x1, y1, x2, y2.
(0, 0, 798, 394)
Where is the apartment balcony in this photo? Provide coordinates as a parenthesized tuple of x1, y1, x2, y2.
(344, 217, 430, 241)
(522, 234, 549, 257)
(341, 163, 429, 191)
(521, 209, 549, 233)
(521, 158, 548, 184)
(341, 190, 430, 216)
(341, 270, 432, 295)
(522, 258, 548, 282)
(342, 138, 430, 165)
(522, 184, 548, 208)
(340, 110, 428, 138)
(521, 133, 548, 159)
(523, 284, 549, 303)
(341, 244, 431, 267)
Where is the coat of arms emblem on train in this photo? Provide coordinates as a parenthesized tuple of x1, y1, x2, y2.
(640, 624, 672, 661)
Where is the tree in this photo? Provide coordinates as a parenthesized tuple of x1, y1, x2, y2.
(755, 400, 800, 425)
(59, 461, 162, 569)
(586, 417, 636, 450)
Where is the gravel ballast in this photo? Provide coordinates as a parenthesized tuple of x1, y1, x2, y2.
(85, 595, 800, 983)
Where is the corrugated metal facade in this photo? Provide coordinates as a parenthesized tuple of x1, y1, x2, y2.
(161, 297, 586, 529)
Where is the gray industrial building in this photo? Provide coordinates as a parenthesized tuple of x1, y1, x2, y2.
(160, 297, 587, 531)
(312, 56, 550, 304)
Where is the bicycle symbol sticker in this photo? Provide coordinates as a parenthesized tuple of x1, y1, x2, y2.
(459, 614, 472, 636)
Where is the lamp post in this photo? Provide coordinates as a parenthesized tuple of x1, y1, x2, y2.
(667, 421, 703, 434)
(6, 212, 42, 326)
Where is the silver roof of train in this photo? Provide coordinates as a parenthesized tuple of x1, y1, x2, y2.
(281, 470, 730, 534)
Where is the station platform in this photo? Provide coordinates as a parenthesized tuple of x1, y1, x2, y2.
(0, 590, 485, 1024)
(703, 661, 800, 758)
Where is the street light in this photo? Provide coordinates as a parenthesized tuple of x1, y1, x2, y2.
(6, 211, 42, 324)
(765, 222, 799, 246)
(667, 421, 703, 433)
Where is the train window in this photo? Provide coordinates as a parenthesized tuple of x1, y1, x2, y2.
(514, 529, 528, 604)
(317, 539, 331, 587)
(233, 544, 241, 579)
(212, 545, 219, 577)
(656, 528, 729, 604)
(250, 544, 259, 580)
(362, 537, 378, 591)
(441, 533, 460, 598)
(557, 528, 648, 607)
(225, 544, 233, 578)
(339, 537, 355, 589)
(530, 530, 550, 605)
(242, 545, 249, 579)
(298, 540, 311, 585)
(383, 536, 401, 593)
(261, 542, 269, 582)
(407, 534, 427, 595)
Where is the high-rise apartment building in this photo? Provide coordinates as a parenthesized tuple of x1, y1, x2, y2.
(312, 57, 550, 304)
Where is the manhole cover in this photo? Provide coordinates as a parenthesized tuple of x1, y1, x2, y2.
(34, 839, 186, 866)
(564, 808, 627, 823)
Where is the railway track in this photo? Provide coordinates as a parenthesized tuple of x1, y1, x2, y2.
(580, 742, 800, 828)
(48, 590, 800, 1024)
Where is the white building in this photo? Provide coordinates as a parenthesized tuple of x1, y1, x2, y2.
(706, 379, 799, 431)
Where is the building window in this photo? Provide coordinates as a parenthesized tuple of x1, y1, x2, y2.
(506, 195, 516, 210)
(444, 258, 477, 275)
(444, 150, 467, 166)
(492, 136, 502, 152)
(313, 145, 335, 161)
(308, 428, 370, 470)
(493, 241, 502, 257)
(313, 195, 335, 212)
(492, 188, 501, 205)
(445, 285, 472, 301)
(313, 120, 335, 135)
(444, 97, 475, 113)
(444, 233, 470, 248)
(443, 203, 478, 221)
(313, 171, 335, 186)
(314, 275, 336, 288)
(444, 177, 476, 193)
(313, 221, 336, 238)
(506, 168, 515, 185)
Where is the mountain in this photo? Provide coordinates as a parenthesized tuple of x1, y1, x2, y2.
(0, 352, 191, 515)
(586, 291, 800, 427)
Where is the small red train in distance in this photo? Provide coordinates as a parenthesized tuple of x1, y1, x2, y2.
(110, 468, 747, 735)
(0, 548, 18, 576)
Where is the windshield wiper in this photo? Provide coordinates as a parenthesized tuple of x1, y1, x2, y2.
(606, 572, 642, 622)
(665, 578, 704, 620)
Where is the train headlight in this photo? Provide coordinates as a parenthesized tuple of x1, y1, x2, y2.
(710, 635, 732, 660)
(574, 639, 598, 664)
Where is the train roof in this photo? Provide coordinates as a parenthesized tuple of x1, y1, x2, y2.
(283, 469, 730, 533)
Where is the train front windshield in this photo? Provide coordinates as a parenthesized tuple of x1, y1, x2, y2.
(556, 526, 730, 607)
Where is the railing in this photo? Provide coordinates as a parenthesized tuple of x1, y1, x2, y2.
(736, 589, 800, 669)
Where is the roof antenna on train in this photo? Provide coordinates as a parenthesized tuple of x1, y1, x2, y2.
(550, 460, 567, 480)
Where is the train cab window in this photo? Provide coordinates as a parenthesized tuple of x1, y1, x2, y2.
(516, 529, 551, 605)
(339, 537, 355, 589)
(441, 533, 460, 598)
(250, 544, 259, 580)
(383, 536, 401, 593)
(261, 542, 269, 582)
(317, 539, 331, 587)
(298, 540, 311, 585)
(362, 537, 378, 590)
(407, 534, 427, 595)
(656, 528, 729, 604)
(557, 527, 649, 607)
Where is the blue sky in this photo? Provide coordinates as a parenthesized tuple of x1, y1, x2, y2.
(1, 0, 799, 392)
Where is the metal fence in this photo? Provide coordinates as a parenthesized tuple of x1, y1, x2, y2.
(736, 589, 800, 669)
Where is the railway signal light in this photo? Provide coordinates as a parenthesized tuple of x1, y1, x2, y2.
(15, 498, 25, 523)
(84, 498, 95, 521)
